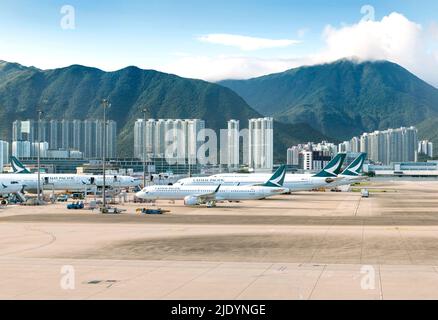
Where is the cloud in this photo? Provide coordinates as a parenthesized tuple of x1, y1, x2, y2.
(316, 13, 423, 66)
(164, 13, 438, 86)
(313, 12, 438, 86)
(197, 33, 300, 51)
(161, 55, 308, 82)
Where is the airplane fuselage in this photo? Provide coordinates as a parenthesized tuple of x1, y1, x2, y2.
(177, 174, 335, 192)
(0, 173, 141, 192)
(136, 185, 288, 201)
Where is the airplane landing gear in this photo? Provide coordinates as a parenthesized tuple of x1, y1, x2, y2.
(206, 200, 217, 208)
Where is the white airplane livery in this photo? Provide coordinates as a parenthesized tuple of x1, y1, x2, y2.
(4, 157, 141, 193)
(0, 180, 23, 196)
(136, 165, 289, 207)
(176, 154, 347, 192)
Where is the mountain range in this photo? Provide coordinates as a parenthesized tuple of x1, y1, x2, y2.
(221, 59, 438, 155)
(2, 58, 437, 161)
(0, 60, 329, 162)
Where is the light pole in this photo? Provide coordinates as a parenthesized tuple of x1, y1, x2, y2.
(101, 99, 111, 210)
(36, 109, 44, 204)
(142, 108, 147, 188)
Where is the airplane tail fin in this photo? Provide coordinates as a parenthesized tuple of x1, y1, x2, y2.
(263, 165, 286, 187)
(313, 153, 346, 178)
(341, 153, 367, 176)
(10, 156, 31, 174)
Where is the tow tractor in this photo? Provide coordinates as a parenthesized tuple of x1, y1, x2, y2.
(100, 206, 126, 214)
(136, 208, 170, 215)
(67, 202, 84, 210)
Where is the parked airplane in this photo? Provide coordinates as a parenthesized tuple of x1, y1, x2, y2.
(5, 157, 141, 193)
(136, 165, 289, 207)
(176, 153, 347, 192)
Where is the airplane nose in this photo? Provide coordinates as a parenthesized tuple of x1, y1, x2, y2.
(135, 191, 143, 198)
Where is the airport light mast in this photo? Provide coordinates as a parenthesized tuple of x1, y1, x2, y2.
(36, 109, 44, 204)
(142, 108, 147, 189)
(101, 99, 111, 211)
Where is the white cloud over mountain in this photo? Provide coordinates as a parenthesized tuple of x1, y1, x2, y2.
(314, 12, 438, 86)
(164, 13, 438, 86)
(197, 34, 300, 51)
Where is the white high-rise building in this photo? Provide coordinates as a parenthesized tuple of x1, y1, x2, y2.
(338, 137, 361, 153)
(286, 146, 300, 166)
(72, 120, 83, 152)
(12, 141, 31, 158)
(360, 127, 418, 165)
(0, 141, 9, 172)
(105, 120, 117, 159)
(134, 119, 205, 163)
(222, 120, 240, 168)
(13, 119, 117, 159)
(248, 117, 274, 170)
(338, 141, 351, 153)
(418, 140, 434, 158)
(187, 119, 205, 164)
(350, 137, 361, 153)
(31, 142, 49, 158)
(49, 120, 60, 150)
(12, 120, 37, 143)
(300, 151, 313, 171)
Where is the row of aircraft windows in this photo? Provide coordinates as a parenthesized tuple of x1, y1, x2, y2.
(154, 189, 256, 193)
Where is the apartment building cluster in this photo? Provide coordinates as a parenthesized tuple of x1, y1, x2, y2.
(12, 119, 117, 159)
(134, 117, 275, 171)
(339, 127, 419, 165)
(418, 140, 434, 158)
(287, 141, 338, 171)
(134, 119, 206, 163)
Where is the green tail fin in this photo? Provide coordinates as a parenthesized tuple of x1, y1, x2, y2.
(11, 156, 31, 174)
(313, 153, 346, 178)
(341, 153, 367, 176)
(263, 165, 286, 187)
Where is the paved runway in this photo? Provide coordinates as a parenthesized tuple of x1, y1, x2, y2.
(1, 179, 438, 299)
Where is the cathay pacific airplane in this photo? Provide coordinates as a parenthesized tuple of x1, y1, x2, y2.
(176, 153, 347, 192)
(136, 165, 289, 207)
(4, 157, 141, 193)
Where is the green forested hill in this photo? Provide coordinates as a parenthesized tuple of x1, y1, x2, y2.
(220, 59, 438, 147)
(0, 61, 329, 161)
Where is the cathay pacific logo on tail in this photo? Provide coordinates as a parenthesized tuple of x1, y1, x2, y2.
(11, 157, 31, 174)
(264, 165, 286, 187)
(313, 153, 347, 178)
(342, 153, 367, 176)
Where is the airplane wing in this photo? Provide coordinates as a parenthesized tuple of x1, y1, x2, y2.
(193, 185, 221, 202)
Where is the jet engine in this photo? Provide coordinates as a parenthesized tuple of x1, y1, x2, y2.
(325, 177, 336, 184)
(184, 196, 199, 206)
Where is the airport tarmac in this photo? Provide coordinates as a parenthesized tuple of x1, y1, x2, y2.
(1, 179, 438, 299)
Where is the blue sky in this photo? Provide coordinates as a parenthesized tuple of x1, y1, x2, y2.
(0, 0, 437, 84)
